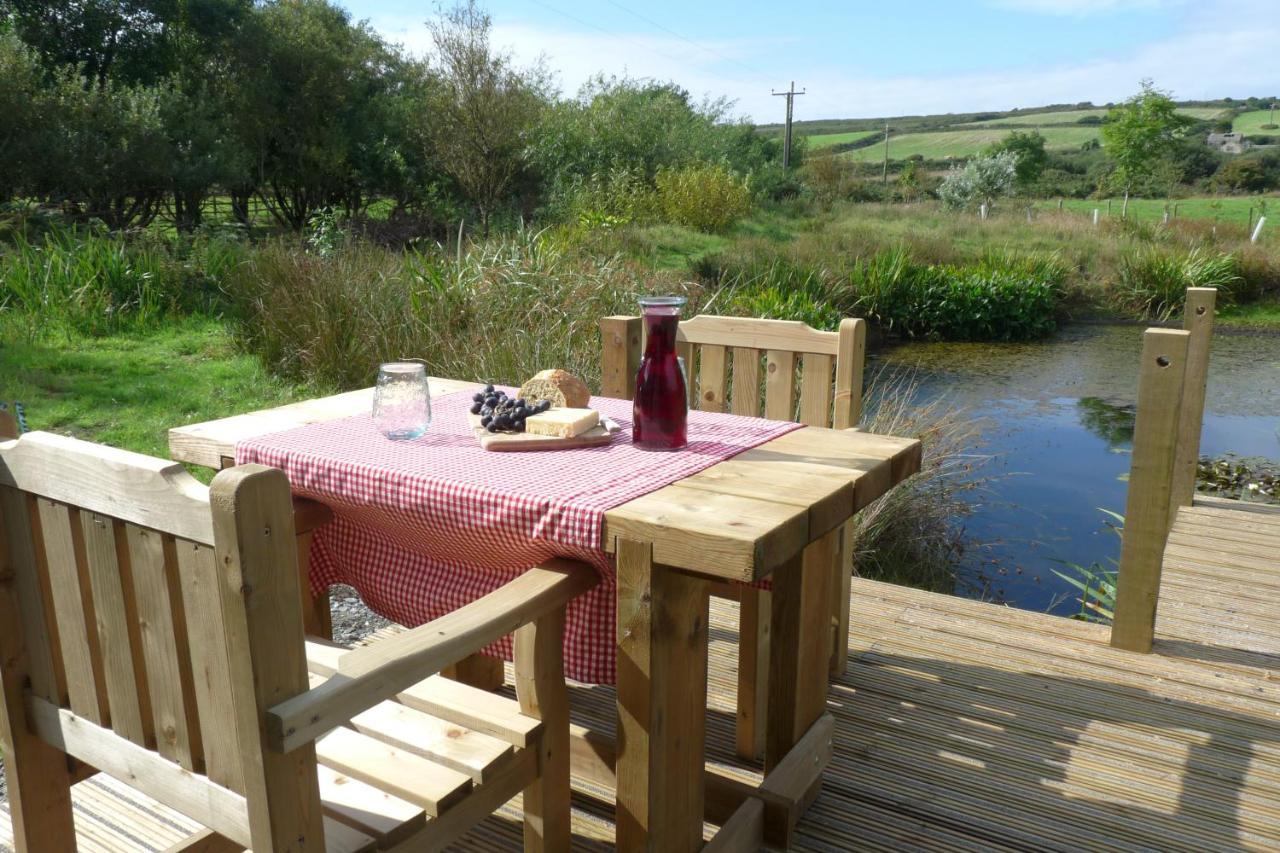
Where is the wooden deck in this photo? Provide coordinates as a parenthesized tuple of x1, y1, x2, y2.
(4, 497, 1278, 852)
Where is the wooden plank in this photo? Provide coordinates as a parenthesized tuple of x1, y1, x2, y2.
(677, 340, 696, 409)
(798, 353, 834, 428)
(698, 344, 728, 413)
(600, 316, 643, 400)
(441, 653, 505, 692)
(80, 510, 154, 748)
(316, 763, 425, 845)
(614, 537, 710, 853)
(25, 695, 252, 846)
(0, 486, 77, 851)
(758, 713, 834, 849)
(316, 726, 473, 817)
(295, 526, 332, 639)
(36, 498, 109, 724)
(1111, 328, 1190, 653)
(274, 562, 595, 752)
(765, 528, 837, 774)
(734, 587, 769, 762)
(730, 347, 762, 417)
(678, 315, 839, 355)
(830, 517, 855, 676)
(163, 830, 245, 853)
(1170, 287, 1217, 510)
(1, 431, 214, 544)
(763, 350, 796, 422)
(604, 484, 809, 582)
(833, 317, 866, 429)
(704, 797, 763, 853)
(675, 456, 852, 539)
(126, 524, 203, 772)
(175, 540, 244, 792)
(208, 464, 326, 850)
(514, 608, 571, 851)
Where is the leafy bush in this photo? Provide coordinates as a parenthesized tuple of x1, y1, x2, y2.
(1116, 248, 1240, 320)
(654, 163, 751, 232)
(938, 151, 1019, 211)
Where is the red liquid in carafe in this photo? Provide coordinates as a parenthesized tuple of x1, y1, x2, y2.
(633, 311, 688, 449)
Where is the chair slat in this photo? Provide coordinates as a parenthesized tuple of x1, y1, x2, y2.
(833, 318, 866, 429)
(1, 486, 65, 703)
(127, 524, 203, 771)
(764, 350, 797, 422)
(36, 499, 109, 723)
(730, 348, 762, 417)
(799, 353, 834, 428)
(80, 511, 154, 747)
(176, 540, 245, 793)
(699, 345, 728, 413)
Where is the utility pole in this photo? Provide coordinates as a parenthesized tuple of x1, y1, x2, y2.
(882, 120, 890, 184)
(772, 81, 805, 168)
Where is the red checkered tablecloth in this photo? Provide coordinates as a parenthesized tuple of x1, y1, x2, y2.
(236, 388, 801, 683)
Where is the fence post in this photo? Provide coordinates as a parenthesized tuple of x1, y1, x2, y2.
(1092, 209, 1100, 227)
(600, 316, 642, 400)
(1253, 216, 1267, 244)
(1111, 328, 1190, 654)
(1168, 288, 1217, 511)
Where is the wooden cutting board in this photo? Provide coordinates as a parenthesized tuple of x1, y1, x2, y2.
(468, 413, 623, 452)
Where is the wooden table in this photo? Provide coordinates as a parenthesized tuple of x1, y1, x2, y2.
(169, 379, 921, 852)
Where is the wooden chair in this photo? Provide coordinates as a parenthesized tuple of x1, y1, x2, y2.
(600, 313, 866, 761)
(0, 431, 597, 851)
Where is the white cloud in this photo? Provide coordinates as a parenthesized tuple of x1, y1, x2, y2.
(360, 1, 1280, 122)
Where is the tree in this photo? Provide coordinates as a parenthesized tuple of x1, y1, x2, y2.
(426, 1, 549, 234)
(938, 151, 1018, 212)
(1101, 80, 1194, 217)
(0, 32, 43, 201)
(985, 130, 1048, 189)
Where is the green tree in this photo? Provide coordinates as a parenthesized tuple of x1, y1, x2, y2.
(0, 32, 43, 201)
(1101, 80, 1194, 217)
(938, 151, 1018, 212)
(984, 130, 1048, 189)
(425, 1, 549, 234)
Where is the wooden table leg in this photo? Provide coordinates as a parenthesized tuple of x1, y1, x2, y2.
(615, 536, 710, 853)
(829, 518, 855, 677)
(766, 526, 839, 773)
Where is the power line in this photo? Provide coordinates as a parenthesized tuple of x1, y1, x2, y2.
(600, 0, 765, 79)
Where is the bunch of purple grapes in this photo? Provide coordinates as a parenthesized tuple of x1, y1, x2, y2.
(470, 385, 551, 433)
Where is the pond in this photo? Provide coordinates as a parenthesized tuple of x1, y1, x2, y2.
(874, 322, 1280, 614)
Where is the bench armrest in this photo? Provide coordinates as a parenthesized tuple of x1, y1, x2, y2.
(266, 559, 597, 752)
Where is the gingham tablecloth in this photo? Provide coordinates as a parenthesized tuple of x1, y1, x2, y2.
(236, 388, 801, 683)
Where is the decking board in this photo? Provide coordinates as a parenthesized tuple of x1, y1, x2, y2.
(4, 497, 1277, 851)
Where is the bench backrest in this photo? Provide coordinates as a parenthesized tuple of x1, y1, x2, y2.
(600, 314, 867, 428)
(0, 431, 321, 850)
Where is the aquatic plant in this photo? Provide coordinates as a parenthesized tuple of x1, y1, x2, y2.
(1053, 509, 1123, 622)
(1116, 248, 1241, 321)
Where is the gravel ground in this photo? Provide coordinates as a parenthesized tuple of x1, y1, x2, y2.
(0, 586, 389, 810)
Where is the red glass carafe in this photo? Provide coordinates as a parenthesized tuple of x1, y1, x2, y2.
(633, 296, 688, 450)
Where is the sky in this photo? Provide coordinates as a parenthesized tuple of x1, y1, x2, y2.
(341, 0, 1280, 123)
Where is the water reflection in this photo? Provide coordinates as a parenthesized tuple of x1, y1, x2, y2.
(875, 323, 1280, 614)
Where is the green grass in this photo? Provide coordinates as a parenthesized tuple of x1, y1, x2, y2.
(958, 106, 1224, 127)
(804, 130, 879, 149)
(1218, 299, 1280, 327)
(1035, 196, 1277, 239)
(1234, 108, 1280, 134)
(844, 126, 1101, 162)
(0, 317, 314, 479)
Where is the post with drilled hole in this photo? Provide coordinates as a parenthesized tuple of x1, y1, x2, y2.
(1169, 288, 1217, 511)
(1111, 328, 1190, 653)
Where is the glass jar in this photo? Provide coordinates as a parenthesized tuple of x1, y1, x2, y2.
(373, 362, 432, 440)
(633, 296, 688, 450)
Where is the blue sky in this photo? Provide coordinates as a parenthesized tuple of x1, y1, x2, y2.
(341, 0, 1279, 122)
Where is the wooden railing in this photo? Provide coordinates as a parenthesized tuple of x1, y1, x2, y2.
(1110, 287, 1218, 653)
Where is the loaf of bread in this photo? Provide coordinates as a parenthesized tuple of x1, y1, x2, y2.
(524, 408, 600, 438)
(518, 369, 591, 409)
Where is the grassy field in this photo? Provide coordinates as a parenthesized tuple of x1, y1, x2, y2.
(806, 130, 879, 149)
(1234, 108, 1280, 134)
(1034, 196, 1277, 239)
(957, 106, 1224, 127)
(0, 317, 313, 478)
(844, 126, 1100, 162)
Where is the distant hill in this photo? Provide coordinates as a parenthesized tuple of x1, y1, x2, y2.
(761, 99, 1244, 162)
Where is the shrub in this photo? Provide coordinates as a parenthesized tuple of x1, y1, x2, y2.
(654, 163, 751, 232)
(938, 151, 1018, 211)
(1116, 248, 1241, 321)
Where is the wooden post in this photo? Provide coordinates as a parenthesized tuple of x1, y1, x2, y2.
(600, 316, 643, 400)
(514, 609, 571, 852)
(833, 318, 866, 430)
(1110, 329, 1190, 654)
(1169, 288, 1217, 511)
(615, 537, 709, 853)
